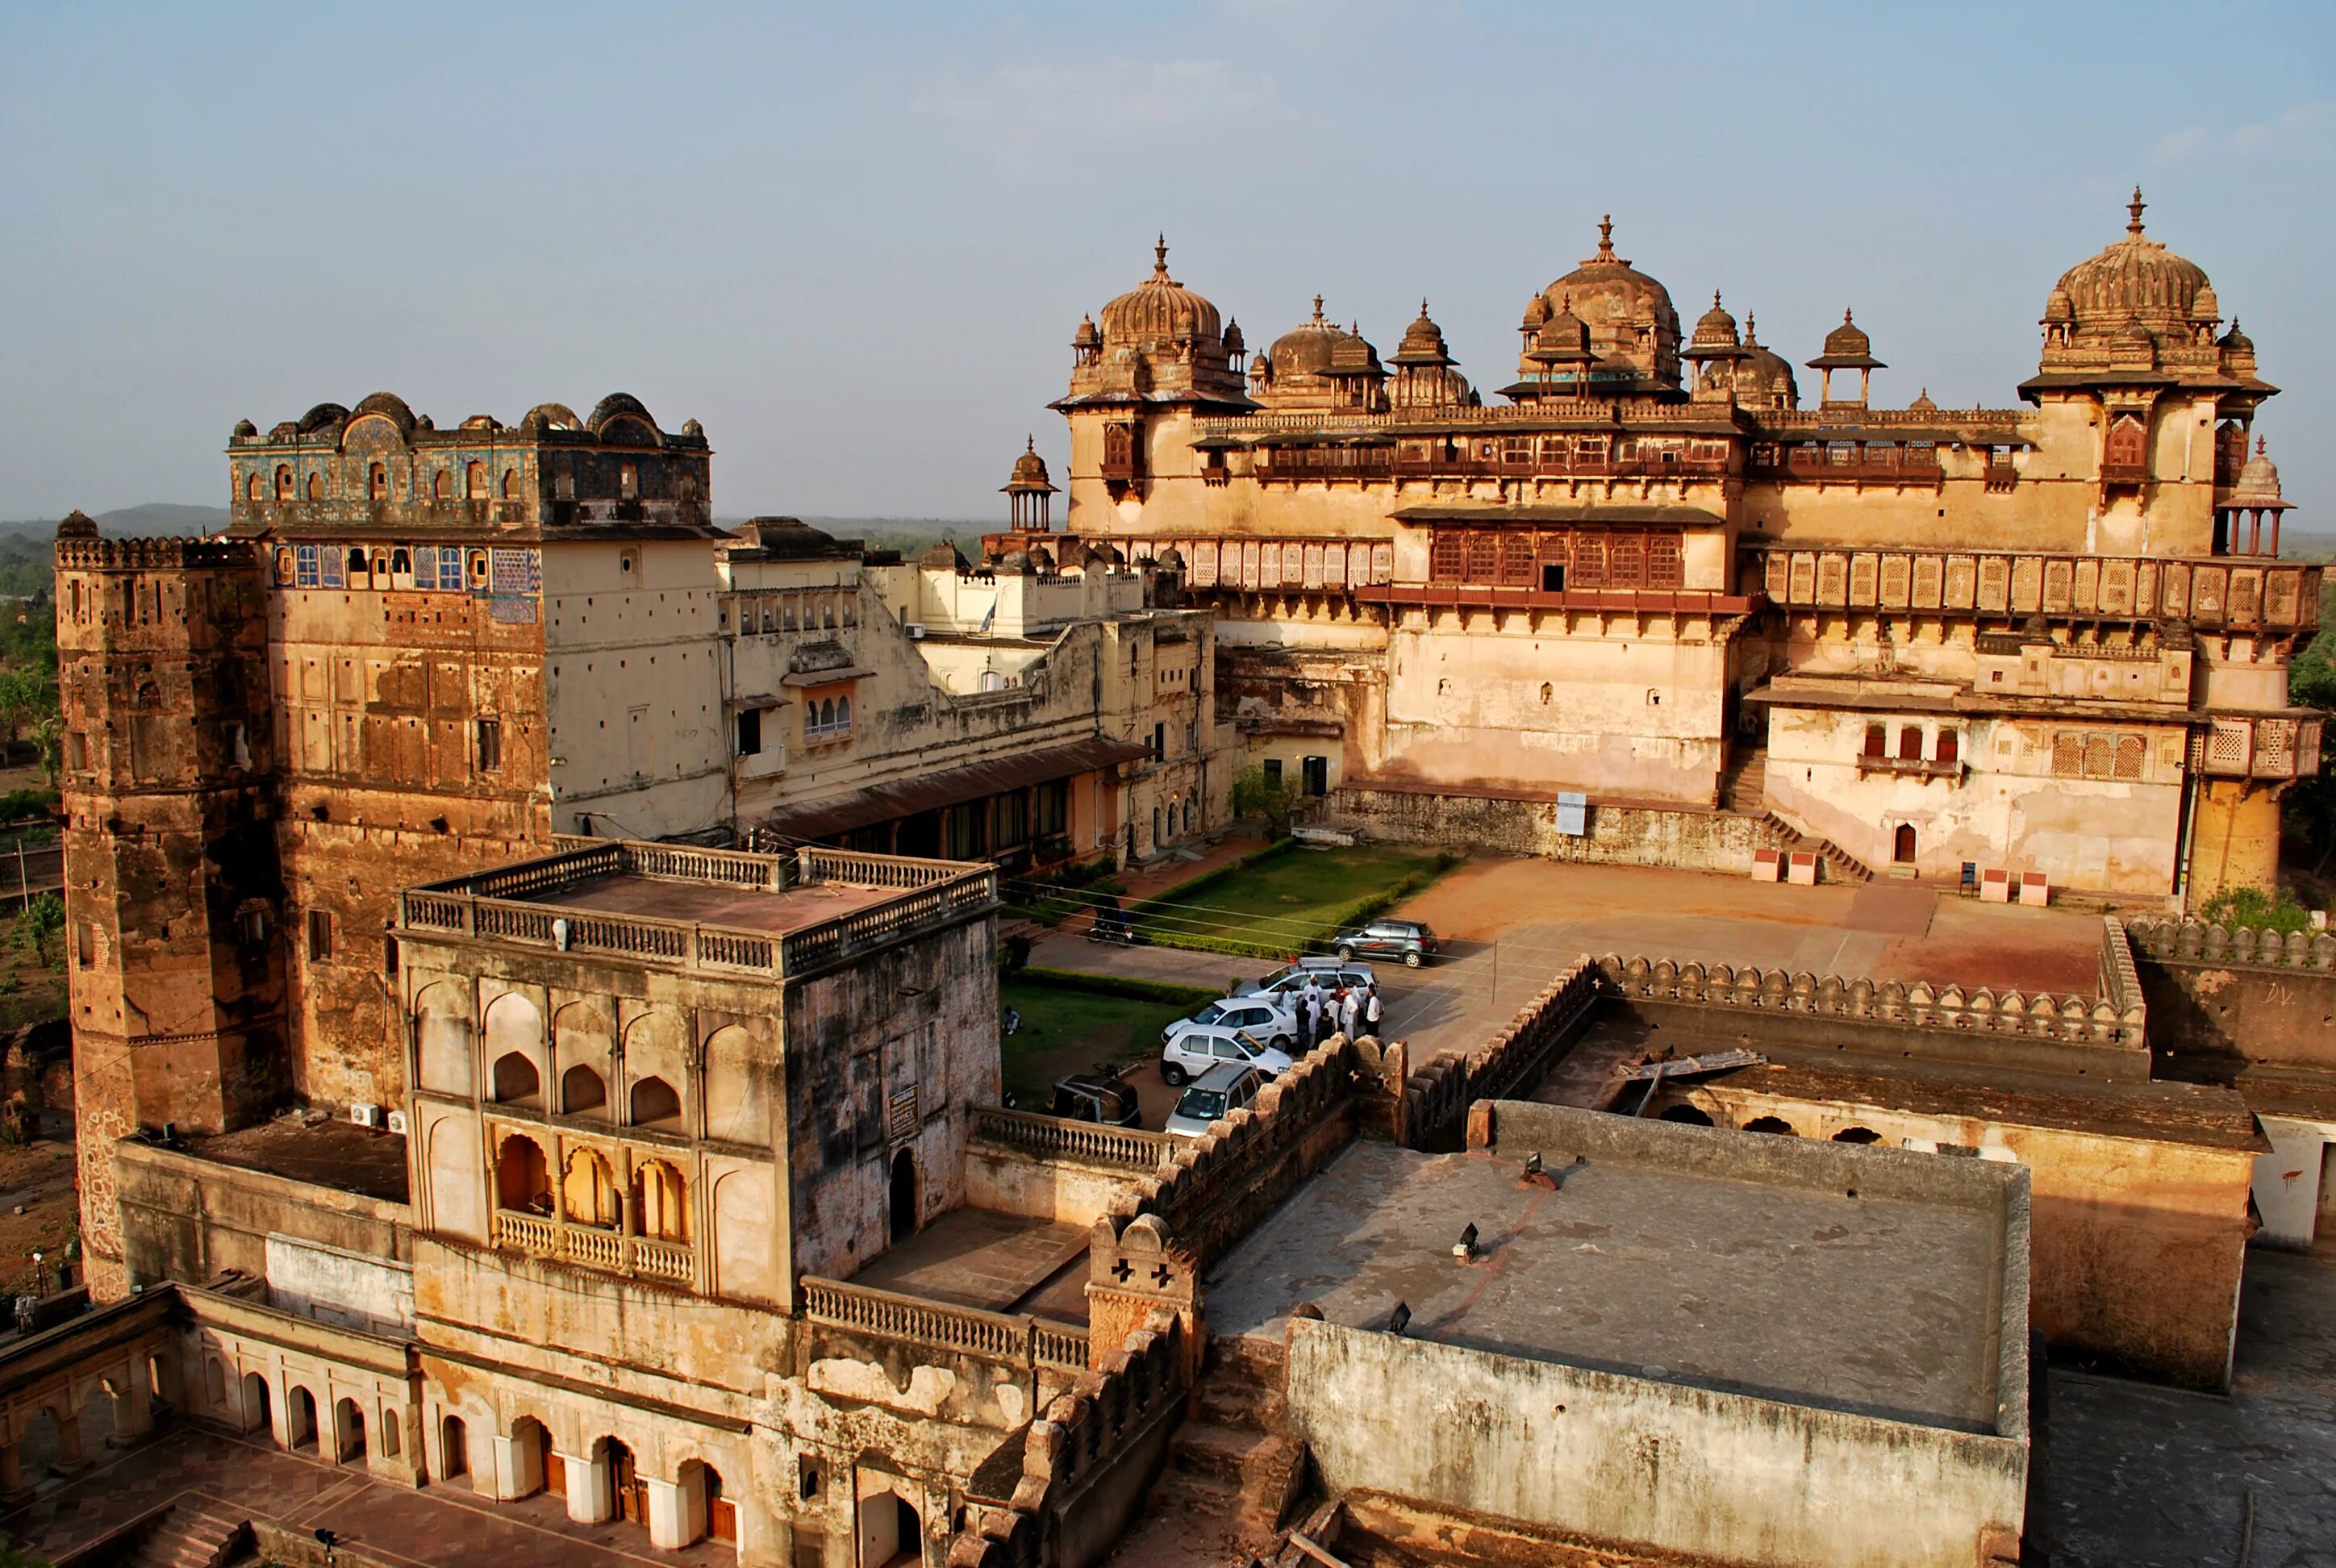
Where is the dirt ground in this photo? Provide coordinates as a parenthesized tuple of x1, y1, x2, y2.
(0, 1139, 78, 1296)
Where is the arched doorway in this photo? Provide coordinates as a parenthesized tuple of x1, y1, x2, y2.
(605, 1437, 644, 1524)
(858, 1487, 921, 1567)
(888, 1150, 918, 1244)
(240, 1372, 271, 1436)
(1743, 1116, 1797, 1136)
(1658, 1104, 1714, 1128)
(1893, 824, 1917, 864)
(287, 1387, 319, 1453)
(512, 1416, 553, 1498)
(334, 1397, 366, 1463)
(440, 1414, 469, 1483)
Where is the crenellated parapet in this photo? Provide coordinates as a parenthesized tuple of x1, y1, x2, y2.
(2125, 917, 2336, 971)
(54, 534, 254, 573)
(1465, 958, 1603, 1103)
(1593, 953, 2147, 1049)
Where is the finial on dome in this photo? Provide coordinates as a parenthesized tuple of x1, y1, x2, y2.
(1713, 290, 1723, 309)
(1596, 215, 1615, 259)
(2127, 186, 2146, 236)
(1843, 308, 1854, 325)
(1153, 234, 1170, 277)
(1420, 298, 1431, 317)
(1312, 294, 1324, 323)
(1743, 312, 1758, 345)
(2258, 435, 2267, 457)
(1026, 434, 1037, 453)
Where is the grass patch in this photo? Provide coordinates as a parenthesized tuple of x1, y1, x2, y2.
(999, 978, 1191, 1106)
(1128, 843, 1460, 960)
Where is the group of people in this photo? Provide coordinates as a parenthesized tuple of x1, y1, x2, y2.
(1298, 973, 1381, 1047)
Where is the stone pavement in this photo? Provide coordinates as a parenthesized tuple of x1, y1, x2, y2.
(2045, 1249, 2336, 1567)
(0, 1424, 736, 1567)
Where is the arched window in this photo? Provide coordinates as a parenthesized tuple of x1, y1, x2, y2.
(1893, 824, 1917, 863)
(434, 469, 452, 500)
(465, 461, 487, 499)
(1897, 726, 1923, 762)
(346, 548, 368, 581)
(561, 1063, 607, 1116)
(633, 1160, 688, 1241)
(491, 1051, 540, 1105)
(369, 463, 388, 500)
(630, 1075, 682, 1128)
(390, 548, 410, 576)
(1658, 1104, 1714, 1128)
(306, 472, 323, 501)
(1743, 1116, 1796, 1136)
(276, 465, 294, 500)
(273, 548, 295, 586)
(1935, 729, 1959, 767)
(562, 1147, 619, 1228)
(494, 1133, 550, 1212)
(1832, 1126, 1883, 1145)
(835, 694, 851, 730)
(1184, 798, 1195, 832)
(247, 473, 263, 503)
(501, 467, 519, 500)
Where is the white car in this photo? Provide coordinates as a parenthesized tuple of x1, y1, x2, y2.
(1246, 960, 1377, 1003)
(1165, 996, 1296, 1053)
(1160, 1011, 1297, 1087)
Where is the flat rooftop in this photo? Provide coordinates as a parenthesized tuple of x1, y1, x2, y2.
(1208, 1136, 2008, 1431)
(515, 871, 895, 936)
(849, 1206, 1091, 1324)
(184, 1118, 411, 1204)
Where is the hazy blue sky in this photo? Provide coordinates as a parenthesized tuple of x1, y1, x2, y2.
(2, 2, 2330, 523)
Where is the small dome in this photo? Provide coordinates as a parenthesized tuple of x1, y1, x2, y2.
(2044, 287, 2075, 323)
(232, 419, 257, 438)
(1268, 296, 1363, 379)
(2230, 436, 2288, 507)
(997, 551, 1032, 576)
(1808, 309, 1884, 369)
(523, 402, 583, 432)
(56, 510, 99, 540)
(1098, 237, 1223, 348)
(680, 418, 704, 438)
(1520, 293, 1551, 332)
(1392, 300, 1455, 365)
(588, 393, 657, 436)
(1249, 351, 1271, 377)
(1733, 315, 1800, 408)
(2220, 318, 2255, 355)
(1908, 387, 1939, 412)
(1687, 291, 1741, 357)
(1072, 315, 1101, 349)
(1003, 436, 1055, 493)
(1526, 295, 1594, 363)
(2192, 282, 2220, 323)
(1223, 319, 1245, 355)
(298, 402, 351, 434)
(1328, 325, 1382, 373)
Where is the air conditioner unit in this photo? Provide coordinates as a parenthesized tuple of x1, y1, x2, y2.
(386, 1110, 409, 1136)
(905, 623, 926, 640)
(350, 1103, 383, 1129)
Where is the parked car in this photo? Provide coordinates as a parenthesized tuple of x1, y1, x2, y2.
(1163, 1062, 1266, 1138)
(1160, 1024, 1295, 1088)
(1247, 958, 1378, 1001)
(1162, 996, 1297, 1074)
(1048, 1070, 1142, 1128)
(1333, 918, 1439, 968)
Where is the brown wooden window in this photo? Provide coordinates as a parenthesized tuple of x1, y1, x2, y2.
(1466, 532, 1500, 583)
(2104, 415, 2146, 471)
(1647, 534, 1682, 589)
(1863, 724, 1888, 759)
(1609, 535, 1644, 586)
(1898, 726, 1923, 761)
(1430, 534, 1464, 582)
(476, 718, 503, 773)
(1573, 537, 1606, 588)
(1935, 729, 1959, 767)
(1501, 534, 1536, 586)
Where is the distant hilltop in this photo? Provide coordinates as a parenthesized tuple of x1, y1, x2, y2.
(0, 503, 232, 539)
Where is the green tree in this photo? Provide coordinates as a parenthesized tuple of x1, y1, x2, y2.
(1230, 765, 1295, 832)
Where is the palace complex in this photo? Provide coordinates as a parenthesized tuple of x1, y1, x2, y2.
(3, 194, 2329, 1568)
(1011, 197, 2321, 903)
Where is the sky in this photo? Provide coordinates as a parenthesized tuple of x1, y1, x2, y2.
(2, 1, 2331, 523)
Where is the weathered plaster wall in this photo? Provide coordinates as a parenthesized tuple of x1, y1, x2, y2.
(114, 1138, 411, 1297)
(1284, 1320, 2029, 1568)
(1334, 786, 1778, 873)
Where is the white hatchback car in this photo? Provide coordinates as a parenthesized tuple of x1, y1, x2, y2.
(1160, 999, 1298, 1086)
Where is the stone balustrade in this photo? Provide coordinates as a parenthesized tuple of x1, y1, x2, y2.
(490, 1210, 698, 1287)
(799, 1277, 1088, 1372)
(970, 1107, 1172, 1170)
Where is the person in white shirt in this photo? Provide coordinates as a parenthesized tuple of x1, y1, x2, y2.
(1363, 982, 1383, 1036)
(1338, 986, 1361, 1040)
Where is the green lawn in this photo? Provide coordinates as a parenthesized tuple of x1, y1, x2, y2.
(997, 978, 1196, 1105)
(1132, 842, 1454, 953)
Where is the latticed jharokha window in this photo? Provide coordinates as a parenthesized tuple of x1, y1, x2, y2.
(2104, 415, 2146, 471)
(1647, 534, 1682, 589)
(1466, 533, 1500, 582)
(1502, 534, 1536, 586)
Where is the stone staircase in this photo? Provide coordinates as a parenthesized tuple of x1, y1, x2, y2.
(1116, 1337, 1305, 1565)
(1718, 747, 1769, 814)
(1758, 810, 1875, 885)
(123, 1498, 252, 1568)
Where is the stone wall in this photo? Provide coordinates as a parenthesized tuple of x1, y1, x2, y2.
(2124, 917, 2336, 1070)
(1331, 785, 1780, 872)
(113, 1139, 411, 1307)
(945, 1309, 1187, 1568)
(962, 1109, 1166, 1229)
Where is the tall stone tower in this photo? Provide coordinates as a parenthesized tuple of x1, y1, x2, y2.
(55, 512, 288, 1295)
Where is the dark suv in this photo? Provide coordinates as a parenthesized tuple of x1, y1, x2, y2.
(1049, 1071, 1143, 1128)
(1333, 918, 1439, 968)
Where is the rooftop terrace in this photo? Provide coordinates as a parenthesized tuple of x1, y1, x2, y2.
(1209, 1114, 2025, 1432)
(396, 840, 995, 978)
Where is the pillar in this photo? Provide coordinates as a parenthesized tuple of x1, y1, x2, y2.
(105, 1371, 154, 1445)
(561, 1449, 613, 1524)
(644, 1475, 691, 1551)
(490, 1431, 544, 1502)
(0, 1441, 25, 1500)
(54, 1413, 84, 1471)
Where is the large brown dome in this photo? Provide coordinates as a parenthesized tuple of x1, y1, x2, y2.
(1266, 297, 1365, 378)
(2050, 189, 2214, 339)
(1098, 237, 1224, 348)
(1525, 215, 1681, 393)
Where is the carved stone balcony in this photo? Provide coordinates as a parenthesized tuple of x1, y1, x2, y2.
(492, 1209, 698, 1284)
